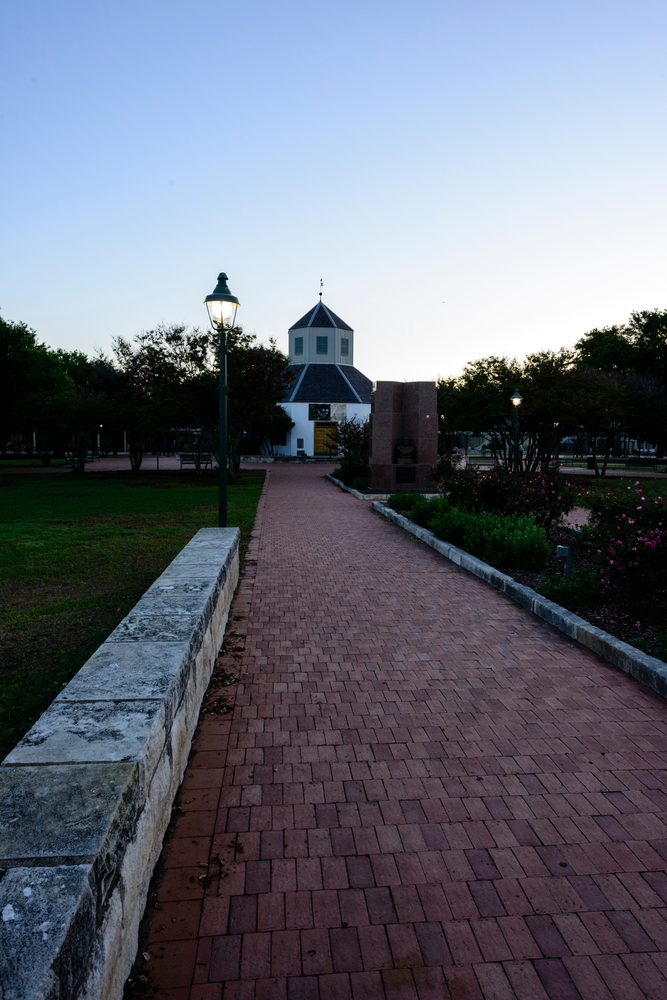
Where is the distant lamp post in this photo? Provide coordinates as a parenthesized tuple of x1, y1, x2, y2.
(510, 389, 523, 474)
(205, 272, 240, 527)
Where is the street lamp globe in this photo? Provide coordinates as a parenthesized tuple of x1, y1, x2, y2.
(204, 271, 240, 530)
(205, 273, 240, 330)
(510, 389, 523, 408)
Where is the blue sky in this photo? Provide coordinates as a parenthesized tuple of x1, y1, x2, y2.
(2, 0, 666, 380)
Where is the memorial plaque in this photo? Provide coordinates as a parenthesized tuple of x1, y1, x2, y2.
(396, 466, 416, 484)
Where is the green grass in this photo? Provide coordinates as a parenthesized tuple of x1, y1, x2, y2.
(0, 459, 68, 467)
(0, 470, 264, 758)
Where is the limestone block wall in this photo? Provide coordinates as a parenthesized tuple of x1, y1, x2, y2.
(0, 527, 240, 1000)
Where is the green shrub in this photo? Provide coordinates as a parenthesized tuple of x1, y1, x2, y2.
(536, 569, 602, 606)
(332, 466, 353, 486)
(386, 493, 418, 510)
(386, 493, 442, 524)
(331, 416, 370, 487)
(427, 506, 550, 570)
(636, 632, 667, 663)
(429, 461, 577, 533)
(352, 476, 369, 491)
(387, 493, 419, 510)
(411, 495, 442, 527)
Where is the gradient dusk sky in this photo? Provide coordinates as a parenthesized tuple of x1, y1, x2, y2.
(1, 0, 666, 380)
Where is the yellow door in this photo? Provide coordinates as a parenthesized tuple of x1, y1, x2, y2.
(314, 422, 337, 456)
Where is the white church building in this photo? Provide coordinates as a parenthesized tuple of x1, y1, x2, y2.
(273, 299, 372, 457)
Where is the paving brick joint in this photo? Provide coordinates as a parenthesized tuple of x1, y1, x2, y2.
(138, 463, 667, 1000)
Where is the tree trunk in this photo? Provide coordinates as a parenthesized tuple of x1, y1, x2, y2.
(600, 434, 614, 477)
(127, 431, 144, 472)
(587, 435, 600, 476)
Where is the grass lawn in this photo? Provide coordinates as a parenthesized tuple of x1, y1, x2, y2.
(0, 470, 264, 758)
(0, 459, 68, 467)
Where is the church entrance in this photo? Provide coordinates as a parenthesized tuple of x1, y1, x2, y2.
(313, 422, 338, 456)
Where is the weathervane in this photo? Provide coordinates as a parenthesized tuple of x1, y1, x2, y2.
(319, 279, 323, 300)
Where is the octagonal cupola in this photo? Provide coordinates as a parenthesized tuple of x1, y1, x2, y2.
(288, 300, 354, 365)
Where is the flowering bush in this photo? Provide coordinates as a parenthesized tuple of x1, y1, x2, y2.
(581, 483, 667, 593)
(428, 459, 577, 534)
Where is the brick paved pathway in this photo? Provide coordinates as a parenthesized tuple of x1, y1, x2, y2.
(140, 464, 667, 1000)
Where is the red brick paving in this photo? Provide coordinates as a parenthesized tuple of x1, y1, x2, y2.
(140, 464, 667, 999)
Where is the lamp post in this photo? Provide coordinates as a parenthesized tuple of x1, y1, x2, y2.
(204, 272, 240, 527)
(510, 389, 523, 474)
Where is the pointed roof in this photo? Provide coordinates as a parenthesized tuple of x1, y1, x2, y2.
(282, 363, 372, 403)
(289, 301, 353, 332)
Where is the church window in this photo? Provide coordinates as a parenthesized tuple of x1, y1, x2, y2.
(294, 336, 303, 355)
(340, 338, 349, 356)
(316, 336, 328, 354)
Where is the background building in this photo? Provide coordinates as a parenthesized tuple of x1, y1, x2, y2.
(274, 300, 372, 457)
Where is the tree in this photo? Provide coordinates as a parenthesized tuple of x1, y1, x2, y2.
(112, 323, 292, 477)
(330, 416, 370, 487)
(24, 385, 112, 472)
(113, 324, 219, 471)
(437, 357, 522, 467)
(226, 327, 293, 472)
(575, 325, 636, 375)
(571, 367, 627, 476)
(0, 315, 69, 453)
(438, 350, 583, 475)
(575, 310, 667, 456)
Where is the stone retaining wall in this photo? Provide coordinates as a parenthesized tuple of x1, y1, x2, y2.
(0, 527, 240, 1000)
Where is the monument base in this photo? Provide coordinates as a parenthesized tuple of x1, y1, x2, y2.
(370, 463, 433, 492)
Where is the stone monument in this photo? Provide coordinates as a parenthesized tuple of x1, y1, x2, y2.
(369, 381, 438, 491)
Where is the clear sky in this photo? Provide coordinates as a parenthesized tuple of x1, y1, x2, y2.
(1, 0, 666, 380)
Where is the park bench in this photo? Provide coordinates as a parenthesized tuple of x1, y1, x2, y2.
(179, 452, 213, 470)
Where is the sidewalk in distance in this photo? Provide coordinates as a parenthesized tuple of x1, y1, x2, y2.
(139, 462, 667, 1000)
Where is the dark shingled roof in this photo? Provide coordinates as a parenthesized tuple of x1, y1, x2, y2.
(289, 301, 353, 332)
(342, 365, 373, 403)
(282, 364, 372, 404)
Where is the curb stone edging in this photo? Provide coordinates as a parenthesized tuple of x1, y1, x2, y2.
(0, 527, 240, 1000)
(325, 473, 389, 501)
(373, 501, 667, 700)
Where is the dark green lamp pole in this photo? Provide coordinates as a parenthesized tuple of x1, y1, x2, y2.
(204, 272, 240, 527)
(510, 389, 523, 474)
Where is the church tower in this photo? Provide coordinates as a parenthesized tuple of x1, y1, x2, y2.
(274, 298, 372, 457)
(288, 300, 355, 365)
